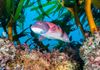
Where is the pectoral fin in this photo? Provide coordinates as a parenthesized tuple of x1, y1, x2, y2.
(39, 36, 45, 41)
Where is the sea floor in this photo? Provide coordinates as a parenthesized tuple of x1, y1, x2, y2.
(0, 31, 100, 70)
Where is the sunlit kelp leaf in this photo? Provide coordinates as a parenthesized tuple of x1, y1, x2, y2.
(46, 0, 63, 16)
(31, 1, 57, 11)
(23, 0, 30, 8)
(14, 0, 24, 21)
(23, 0, 37, 8)
(52, 4, 62, 16)
(35, 9, 45, 20)
(58, 11, 73, 20)
(33, 4, 57, 20)
(17, 14, 25, 29)
(37, 0, 51, 19)
(31, 0, 64, 20)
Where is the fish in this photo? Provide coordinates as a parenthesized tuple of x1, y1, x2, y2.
(31, 21, 70, 42)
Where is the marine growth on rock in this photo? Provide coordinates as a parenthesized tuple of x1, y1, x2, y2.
(0, 38, 79, 70)
(80, 31, 100, 70)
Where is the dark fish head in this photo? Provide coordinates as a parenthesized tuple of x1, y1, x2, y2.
(31, 21, 50, 34)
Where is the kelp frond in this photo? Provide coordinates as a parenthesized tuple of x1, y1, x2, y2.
(8, 16, 13, 41)
(85, 0, 98, 33)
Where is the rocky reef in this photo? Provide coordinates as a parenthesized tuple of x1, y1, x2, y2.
(0, 38, 16, 69)
(2, 31, 100, 70)
(0, 38, 79, 70)
(80, 31, 100, 70)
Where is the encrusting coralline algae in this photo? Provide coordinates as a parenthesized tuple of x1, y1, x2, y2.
(0, 38, 79, 70)
(1, 30, 100, 70)
(80, 31, 100, 70)
(3, 31, 100, 70)
(0, 38, 16, 69)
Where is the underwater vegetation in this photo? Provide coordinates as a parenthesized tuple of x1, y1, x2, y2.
(0, 0, 100, 70)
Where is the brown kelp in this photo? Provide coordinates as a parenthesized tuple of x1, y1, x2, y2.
(7, 0, 25, 41)
(59, 0, 99, 34)
(85, 0, 98, 33)
(31, 0, 64, 20)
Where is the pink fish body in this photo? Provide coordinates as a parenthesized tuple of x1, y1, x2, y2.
(31, 21, 70, 42)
